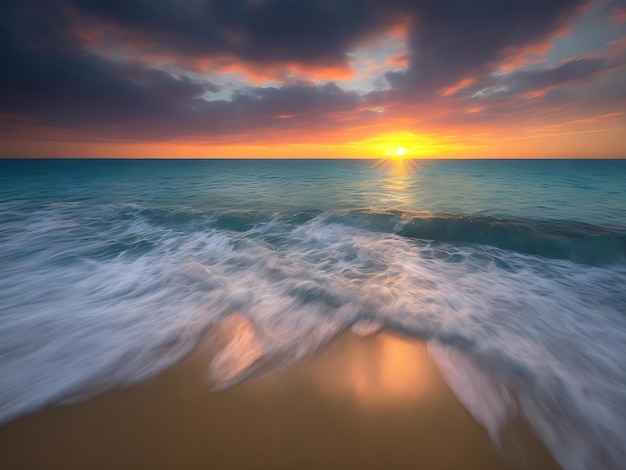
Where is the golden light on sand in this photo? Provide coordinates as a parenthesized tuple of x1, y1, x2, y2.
(311, 333, 437, 407)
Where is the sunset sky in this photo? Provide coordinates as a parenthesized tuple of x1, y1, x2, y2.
(1, 0, 625, 159)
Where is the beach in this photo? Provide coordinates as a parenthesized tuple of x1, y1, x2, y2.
(0, 330, 558, 469)
(2, 159, 625, 469)
(3, 0, 626, 466)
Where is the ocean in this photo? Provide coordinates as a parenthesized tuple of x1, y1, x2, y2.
(1, 159, 625, 468)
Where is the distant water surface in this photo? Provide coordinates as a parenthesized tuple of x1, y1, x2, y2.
(1, 159, 625, 469)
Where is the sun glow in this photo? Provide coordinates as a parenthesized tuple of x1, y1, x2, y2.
(345, 130, 482, 160)
(349, 132, 435, 159)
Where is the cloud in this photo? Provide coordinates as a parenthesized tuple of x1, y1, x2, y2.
(383, 1, 589, 92)
(1, 34, 207, 130)
(0, 8, 363, 143)
(462, 57, 613, 101)
(1, 1, 370, 141)
(67, 0, 402, 77)
(1, 0, 624, 147)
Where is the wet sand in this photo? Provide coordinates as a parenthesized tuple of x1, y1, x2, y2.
(0, 331, 558, 469)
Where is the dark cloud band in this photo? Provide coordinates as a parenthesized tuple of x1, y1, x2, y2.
(2, 0, 622, 143)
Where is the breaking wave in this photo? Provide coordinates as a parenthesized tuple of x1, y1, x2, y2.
(1, 203, 625, 469)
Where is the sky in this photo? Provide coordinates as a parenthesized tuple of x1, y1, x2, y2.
(1, 0, 625, 159)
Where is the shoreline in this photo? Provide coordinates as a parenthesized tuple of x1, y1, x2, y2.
(0, 330, 558, 469)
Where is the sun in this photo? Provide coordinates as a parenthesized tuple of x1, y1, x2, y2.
(396, 147, 406, 157)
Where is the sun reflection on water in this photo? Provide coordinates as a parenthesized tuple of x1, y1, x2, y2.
(367, 158, 421, 209)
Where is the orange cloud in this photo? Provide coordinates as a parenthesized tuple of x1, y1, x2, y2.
(387, 52, 409, 68)
(441, 77, 476, 96)
(610, 8, 626, 25)
(388, 13, 412, 39)
(499, 41, 554, 72)
(189, 57, 355, 83)
(604, 36, 626, 59)
(497, 15, 582, 73)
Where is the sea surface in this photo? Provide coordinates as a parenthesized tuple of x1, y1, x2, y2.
(1, 159, 625, 468)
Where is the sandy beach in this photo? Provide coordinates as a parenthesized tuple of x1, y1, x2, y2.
(0, 329, 558, 470)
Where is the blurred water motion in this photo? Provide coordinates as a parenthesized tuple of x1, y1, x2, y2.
(208, 314, 263, 387)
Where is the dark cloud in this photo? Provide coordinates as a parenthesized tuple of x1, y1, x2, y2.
(384, 0, 590, 92)
(503, 57, 609, 92)
(460, 57, 612, 102)
(0, 7, 362, 142)
(66, 0, 590, 82)
(388, 62, 626, 132)
(1, 1, 367, 140)
(1, 30, 207, 130)
(170, 81, 363, 141)
(230, 82, 361, 116)
(69, 0, 400, 68)
(1, 0, 622, 144)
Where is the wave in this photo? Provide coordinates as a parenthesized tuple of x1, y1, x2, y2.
(315, 209, 626, 266)
(7, 202, 622, 264)
(119, 206, 626, 265)
(1, 203, 625, 468)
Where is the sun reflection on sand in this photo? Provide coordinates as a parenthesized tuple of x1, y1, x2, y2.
(206, 314, 439, 407)
(311, 333, 438, 407)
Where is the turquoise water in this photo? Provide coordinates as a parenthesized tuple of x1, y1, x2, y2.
(1, 159, 625, 468)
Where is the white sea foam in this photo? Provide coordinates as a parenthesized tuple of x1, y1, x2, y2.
(1, 206, 625, 468)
